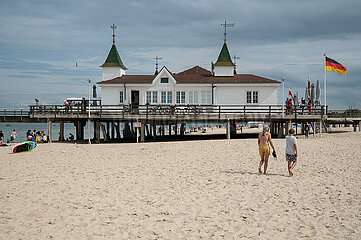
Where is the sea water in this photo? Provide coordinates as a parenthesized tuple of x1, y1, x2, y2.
(0, 122, 98, 143)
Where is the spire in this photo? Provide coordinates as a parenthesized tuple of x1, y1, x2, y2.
(214, 42, 235, 66)
(100, 24, 127, 69)
(100, 44, 127, 69)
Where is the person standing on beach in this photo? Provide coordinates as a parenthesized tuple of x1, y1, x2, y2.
(258, 125, 276, 175)
(286, 128, 298, 177)
(10, 129, 17, 143)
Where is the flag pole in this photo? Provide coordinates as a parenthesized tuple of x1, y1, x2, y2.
(324, 53, 327, 115)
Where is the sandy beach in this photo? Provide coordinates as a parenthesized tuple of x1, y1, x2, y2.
(1, 129, 360, 239)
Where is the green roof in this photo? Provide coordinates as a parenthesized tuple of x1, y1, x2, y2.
(100, 44, 127, 69)
(214, 42, 235, 66)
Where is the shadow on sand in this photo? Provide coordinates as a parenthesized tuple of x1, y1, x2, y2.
(221, 170, 288, 178)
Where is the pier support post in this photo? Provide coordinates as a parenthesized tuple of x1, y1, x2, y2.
(123, 121, 131, 139)
(226, 119, 231, 139)
(174, 122, 178, 136)
(169, 124, 172, 136)
(75, 121, 85, 141)
(152, 123, 157, 138)
(106, 121, 110, 140)
(180, 123, 185, 136)
(359, 121, 361, 132)
(162, 124, 165, 136)
(111, 121, 115, 139)
(230, 120, 237, 138)
(140, 121, 145, 142)
(95, 121, 100, 143)
(47, 119, 52, 142)
(60, 121, 65, 141)
(320, 120, 323, 138)
(353, 122, 357, 132)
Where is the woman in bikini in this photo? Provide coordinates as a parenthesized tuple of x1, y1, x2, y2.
(258, 125, 276, 175)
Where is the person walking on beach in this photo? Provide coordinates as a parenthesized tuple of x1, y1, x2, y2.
(286, 128, 298, 177)
(10, 129, 17, 143)
(304, 123, 309, 138)
(258, 125, 276, 175)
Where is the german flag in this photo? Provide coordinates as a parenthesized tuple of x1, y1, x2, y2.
(326, 57, 347, 75)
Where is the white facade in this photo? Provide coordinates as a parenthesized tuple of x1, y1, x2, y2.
(214, 65, 234, 77)
(99, 67, 279, 106)
(102, 67, 125, 81)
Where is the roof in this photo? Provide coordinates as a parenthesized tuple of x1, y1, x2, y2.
(214, 42, 235, 66)
(97, 66, 280, 84)
(100, 44, 127, 69)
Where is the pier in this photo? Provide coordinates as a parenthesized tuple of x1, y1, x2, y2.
(1, 104, 360, 143)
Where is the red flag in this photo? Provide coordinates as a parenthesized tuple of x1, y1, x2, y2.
(307, 78, 311, 98)
(289, 90, 294, 103)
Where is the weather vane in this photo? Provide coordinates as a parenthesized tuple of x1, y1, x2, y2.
(154, 56, 162, 73)
(233, 54, 240, 73)
(111, 23, 117, 44)
(221, 20, 235, 43)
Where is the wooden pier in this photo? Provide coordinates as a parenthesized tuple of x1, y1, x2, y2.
(1, 105, 360, 142)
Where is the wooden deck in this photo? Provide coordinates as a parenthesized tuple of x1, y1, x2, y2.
(25, 104, 326, 122)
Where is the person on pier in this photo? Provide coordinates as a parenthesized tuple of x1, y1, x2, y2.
(258, 125, 276, 175)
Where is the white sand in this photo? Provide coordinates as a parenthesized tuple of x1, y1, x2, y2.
(0, 130, 360, 239)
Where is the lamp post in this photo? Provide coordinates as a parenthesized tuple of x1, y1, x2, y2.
(282, 77, 285, 118)
(88, 79, 91, 144)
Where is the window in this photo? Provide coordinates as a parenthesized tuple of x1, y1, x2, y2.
(181, 91, 185, 104)
(161, 77, 169, 83)
(253, 91, 258, 103)
(176, 91, 186, 104)
(206, 91, 211, 104)
(161, 91, 166, 103)
(246, 91, 252, 104)
(201, 91, 212, 104)
(119, 91, 124, 104)
(146, 91, 151, 104)
(189, 91, 199, 104)
(246, 91, 259, 104)
(167, 91, 172, 104)
(194, 91, 198, 104)
(152, 91, 158, 103)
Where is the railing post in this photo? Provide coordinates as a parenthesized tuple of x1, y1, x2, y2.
(100, 105, 102, 118)
(21, 109, 23, 121)
(55, 106, 57, 118)
(243, 106, 246, 119)
(218, 106, 221, 119)
(294, 106, 297, 119)
(146, 105, 148, 119)
(321, 106, 324, 118)
(3, 109, 5, 121)
(269, 106, 271, 118)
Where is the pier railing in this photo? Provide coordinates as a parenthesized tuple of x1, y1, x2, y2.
(327, 109, 361, 118)
(28, 104, 325, 119)
(0, 109, 29, 121)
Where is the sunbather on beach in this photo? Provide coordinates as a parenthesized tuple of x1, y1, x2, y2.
(258, 125, 276, 175)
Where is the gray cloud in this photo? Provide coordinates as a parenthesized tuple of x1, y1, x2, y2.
(0, 0, 360, 109)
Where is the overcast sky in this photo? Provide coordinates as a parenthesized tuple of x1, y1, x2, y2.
(0, 0, 360, 109)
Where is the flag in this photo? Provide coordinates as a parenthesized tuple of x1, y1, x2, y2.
(289, 90, 294, 103)
(326, 57, 347, 75)
(307, 77, 311, 99)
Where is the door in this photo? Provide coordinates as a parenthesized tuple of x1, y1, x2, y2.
(131, 90, 139, 110)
